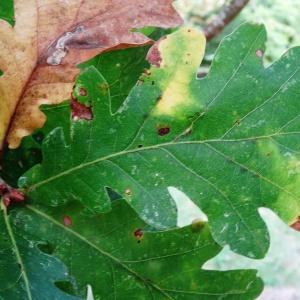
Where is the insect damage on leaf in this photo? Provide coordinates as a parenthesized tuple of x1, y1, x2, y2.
(20, 24, 300, 260)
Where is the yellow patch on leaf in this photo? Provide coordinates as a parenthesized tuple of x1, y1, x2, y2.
(153, 28, 206, 116)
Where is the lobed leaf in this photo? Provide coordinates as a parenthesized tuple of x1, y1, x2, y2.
(0, 202, 79, 299)
(9, 200, 263, 299)
(1, 44, 152, 187)
(21, 24, 300, 259)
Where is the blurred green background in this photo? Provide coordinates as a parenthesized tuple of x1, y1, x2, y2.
(174, 1, 300, 299)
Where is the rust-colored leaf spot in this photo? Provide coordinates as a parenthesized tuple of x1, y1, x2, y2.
(71, 99, 93, 121)
(157, 126, 170, 136)
(134, 229, 144, 243)
(256, 49, 264, 58)
(63, 215, 73, 227)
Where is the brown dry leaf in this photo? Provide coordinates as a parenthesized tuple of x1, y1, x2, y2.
(0, 0, 182, 149)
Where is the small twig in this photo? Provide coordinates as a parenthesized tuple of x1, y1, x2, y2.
(203, 0, 250, 41)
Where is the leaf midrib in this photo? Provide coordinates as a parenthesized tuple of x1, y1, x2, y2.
(27, 131, 300, 197)
(1, 202, 33, 300)
(26, 205, 174, 299)
(26, 204, 255, 298)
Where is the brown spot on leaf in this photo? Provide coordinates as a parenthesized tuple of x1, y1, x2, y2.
(134, 229, 144, 242)
(157, 126, 170, 136)
(63, 216, 72, 227)
(79, 87, 87, 96)
(71, 99, 93, 121)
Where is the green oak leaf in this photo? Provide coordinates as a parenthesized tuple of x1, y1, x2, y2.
(1, 43, 151, 187)
(0, 0, 15, 26)
(79, 45, 150, 113)
(20, 24, 300, 258)
(11, 200, 263, 299)
(0, 202, 79, 300)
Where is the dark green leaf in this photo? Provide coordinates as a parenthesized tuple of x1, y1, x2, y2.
(0, 202, 79, 299)
(21, 23, 300, 258)
(11, 200, 263, 299)
(79, 46, 151, 113)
